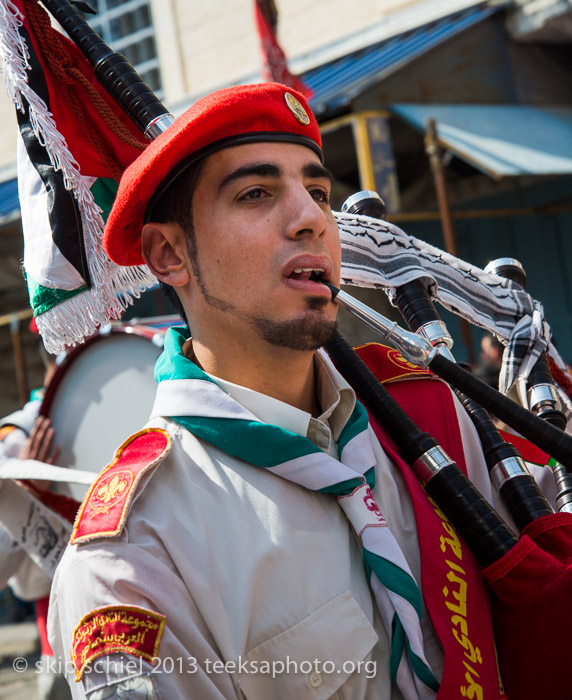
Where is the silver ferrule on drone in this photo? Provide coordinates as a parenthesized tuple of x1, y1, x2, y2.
(412, 445, 455, 485)
(489, 455, 530, 490)
(551, 462, 572, 513)
(528, 383, 562, 415)
(144, 113, 175, 140)
(415, 320, 455, 361)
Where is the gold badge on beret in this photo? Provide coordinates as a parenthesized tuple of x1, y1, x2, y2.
(284, 92, 310, 126)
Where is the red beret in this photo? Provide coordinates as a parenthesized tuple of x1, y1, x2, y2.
(104, 82, 322, 266)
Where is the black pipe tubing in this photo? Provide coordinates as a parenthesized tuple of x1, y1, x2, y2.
(325, 331, 517, 568)
(41, 0, 169, 134)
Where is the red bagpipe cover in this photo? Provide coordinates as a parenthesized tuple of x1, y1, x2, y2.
(353, 343, 571, 700)
(482, 513, 572, 700)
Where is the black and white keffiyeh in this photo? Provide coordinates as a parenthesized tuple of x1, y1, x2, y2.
(335, 212, 571, 416)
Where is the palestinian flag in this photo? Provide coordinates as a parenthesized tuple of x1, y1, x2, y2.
(499, 429, 553, 469)
(0, 0, 156, 353)
(498, 429, 568, 515)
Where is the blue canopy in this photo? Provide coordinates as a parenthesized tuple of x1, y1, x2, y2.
(391, 104, 572, 179)
(306, 3, 506, 118)
(0, 177, 19, 219)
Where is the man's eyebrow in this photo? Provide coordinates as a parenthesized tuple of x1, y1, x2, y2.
(217, 163, 281, 193)
(302, 162, 333, 184)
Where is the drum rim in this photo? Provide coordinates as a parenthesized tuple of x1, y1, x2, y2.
(39, 321, 175, 418)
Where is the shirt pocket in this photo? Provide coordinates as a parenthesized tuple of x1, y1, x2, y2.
(237, 591, 378, 700)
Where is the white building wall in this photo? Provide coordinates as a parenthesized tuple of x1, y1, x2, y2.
(0, 98, 19, 176)
(0, 0, 482, 172)
(152, 0, 481, 108)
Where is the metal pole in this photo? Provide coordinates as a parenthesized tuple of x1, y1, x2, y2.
(10, 314, 28, 406)
(425, 118, 475, 363)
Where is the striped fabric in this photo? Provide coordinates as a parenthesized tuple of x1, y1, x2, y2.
(335, 212, 571, 413)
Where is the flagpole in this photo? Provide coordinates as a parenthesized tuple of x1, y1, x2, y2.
(40, 0, 173, 139)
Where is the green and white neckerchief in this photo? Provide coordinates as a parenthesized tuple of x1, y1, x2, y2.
(152, 327, 439, 699)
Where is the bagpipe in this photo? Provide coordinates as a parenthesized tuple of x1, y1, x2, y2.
(326, 196, 572, 699)
(1, 0, 571, 697)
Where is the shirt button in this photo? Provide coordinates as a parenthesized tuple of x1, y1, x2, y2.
(308, 670, 323, 688)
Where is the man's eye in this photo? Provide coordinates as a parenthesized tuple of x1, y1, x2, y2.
(239, 188, 267, 201)
(310, 188, 330, 204)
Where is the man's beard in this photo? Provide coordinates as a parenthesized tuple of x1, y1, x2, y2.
(251, 308, 337, 351)
(187, 233, 336, 351)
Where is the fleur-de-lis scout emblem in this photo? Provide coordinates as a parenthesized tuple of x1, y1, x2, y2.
(71, 429, 171, 544)
(95, 473, 130, 505)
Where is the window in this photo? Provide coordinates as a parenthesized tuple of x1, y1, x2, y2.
(85, 0, 162, 97)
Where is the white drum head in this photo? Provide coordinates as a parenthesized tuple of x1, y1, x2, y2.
(42, 324, 171, 500)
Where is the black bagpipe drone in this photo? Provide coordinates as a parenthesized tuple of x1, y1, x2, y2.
(13, 1, 572, 697)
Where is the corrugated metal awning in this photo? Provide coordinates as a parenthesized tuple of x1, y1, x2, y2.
(305, 2, 506, 118)
(0, 178, 19, 221)
(390, 104, 572, 178)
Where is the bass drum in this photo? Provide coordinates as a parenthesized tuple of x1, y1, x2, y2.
(40, 317, 179, 500)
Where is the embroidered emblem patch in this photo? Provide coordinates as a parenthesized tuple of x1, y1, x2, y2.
(386, 348, 429, 374)
(92, 472, 133, 514)
(284, 92, 310, 125)
(354, 342, 433, 383)
(71, 605, 166, 681)
(71, 428, 171, 544)
(338, 483, 387, 537)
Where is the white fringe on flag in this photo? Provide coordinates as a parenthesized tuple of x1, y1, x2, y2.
(0, 0, 156, 353)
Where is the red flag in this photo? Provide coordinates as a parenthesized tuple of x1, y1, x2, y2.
(17, 0, 146, 179)
(254, 0, 313, 99)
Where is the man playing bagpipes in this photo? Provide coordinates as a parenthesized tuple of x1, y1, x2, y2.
(42, 82, 569, 700)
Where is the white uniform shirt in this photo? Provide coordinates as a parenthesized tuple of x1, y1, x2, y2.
(0, 400, 53, 600)
(48, 351, 557, 700)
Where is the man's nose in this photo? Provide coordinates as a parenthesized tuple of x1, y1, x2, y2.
(284, 187, 328, 240)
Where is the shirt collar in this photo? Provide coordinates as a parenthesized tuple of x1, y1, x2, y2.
(200, 347, 356, 450)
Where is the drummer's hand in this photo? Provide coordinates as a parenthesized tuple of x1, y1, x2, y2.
(18, 416, 61, 465)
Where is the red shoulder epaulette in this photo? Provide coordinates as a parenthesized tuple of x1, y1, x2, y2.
(71, 428, 171, 545)
(354, 342, 434, 384)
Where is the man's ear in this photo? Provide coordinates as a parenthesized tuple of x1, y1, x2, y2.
(141, 222, 190, 287)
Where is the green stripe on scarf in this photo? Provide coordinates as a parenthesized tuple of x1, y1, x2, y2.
(390, 614, 405, 682)
(156, 327, 370, 471)
(318, 466, 375, 495)
(364, 549, 423, 618)
(155, 326, 219, 385)
(174, 415, 323, 466)
(390, 619, 439, 691)
(409, 644, 440, 692)
(338, 395, 369, 452)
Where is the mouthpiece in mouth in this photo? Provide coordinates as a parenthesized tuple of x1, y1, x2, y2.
(309, 272, 340, 300)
